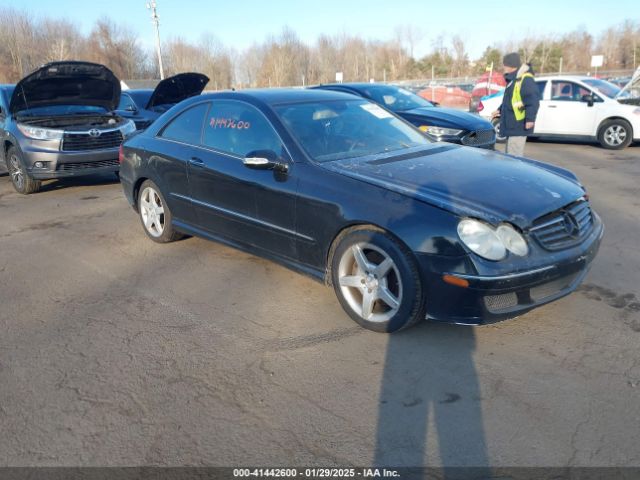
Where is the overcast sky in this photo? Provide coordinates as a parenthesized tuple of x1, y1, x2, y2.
(5, 0, 639, 58)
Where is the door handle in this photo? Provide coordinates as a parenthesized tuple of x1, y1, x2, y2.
(547, 105, 557, 108)
(189, 156, 204, 166)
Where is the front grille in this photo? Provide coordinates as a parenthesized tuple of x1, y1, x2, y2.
(62, 130, 123, 151)
(461, 129, 495, 146)
(56, 159, 119, 172)
(530, 273, 579, 302)
(530, 199, 593, 251)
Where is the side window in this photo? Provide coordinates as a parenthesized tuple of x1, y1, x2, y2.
(551, 81, 591, 102)
(160, 103, 209, 145)
(203, 101, 284, 157)
(118, 94, 136, 111)
(536, 81, 547, 98)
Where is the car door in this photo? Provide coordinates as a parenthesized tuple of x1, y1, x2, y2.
(153, 101, 210, 225)
(537, 80, 600, 135)
(528, 80, 550, 133)
(189, 99, 298, 259)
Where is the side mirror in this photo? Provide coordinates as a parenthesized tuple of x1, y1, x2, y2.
(243, 150, 288, 173)
(581, 94, 595, 107)
(125, 104, 137, 112)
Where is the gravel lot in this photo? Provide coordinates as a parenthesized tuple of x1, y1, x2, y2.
(0, 141, 639, 467)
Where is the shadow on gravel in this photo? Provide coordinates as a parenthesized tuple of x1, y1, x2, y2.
(373, 180, 490, 473)
(37, 173, 120, 193)
(374, 323, 490, 472)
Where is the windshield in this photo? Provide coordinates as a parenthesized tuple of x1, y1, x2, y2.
(15, 105, 107, 116)
(275, 99, 430, 162)
(583, 79, 622, 99)
(363, 85, 434, 112)
(127, 90, 153, 108)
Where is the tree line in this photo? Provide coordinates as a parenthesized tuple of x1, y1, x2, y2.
(0, 6, 638, 89)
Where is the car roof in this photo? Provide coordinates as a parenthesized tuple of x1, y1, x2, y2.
(315, 83, 398, 90)
(536, 75, 601, 82)
(200, 88, 357, 105)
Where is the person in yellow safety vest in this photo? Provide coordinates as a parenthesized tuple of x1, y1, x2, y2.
(496, 52, 540, 157)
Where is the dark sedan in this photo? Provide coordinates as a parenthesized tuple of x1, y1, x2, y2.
(116, 72, 209, 130)
(311, 83, 496, 149)
(119, 89, 602, 332)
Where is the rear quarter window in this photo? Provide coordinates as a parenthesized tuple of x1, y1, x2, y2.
(159, 103, 209, 145)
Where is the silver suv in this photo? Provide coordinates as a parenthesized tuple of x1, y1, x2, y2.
(0, 61, 135, 194)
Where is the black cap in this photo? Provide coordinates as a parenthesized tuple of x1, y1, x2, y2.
(503, 52, 522, 68)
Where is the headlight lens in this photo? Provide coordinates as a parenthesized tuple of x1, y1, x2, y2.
(457, 219, 529, 260)
(457, 219, 506, 261)
(496, 224, 529, 257)
(419, 126, 463, 136)
(17, 124, 63, 141)
(120, 120, 137, 136)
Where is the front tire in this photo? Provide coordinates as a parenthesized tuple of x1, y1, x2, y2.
(598, 119, 633, 150)
(330, 227, 425, 333)
(138, 180, 184, 243)
(6, 147, 41, 194)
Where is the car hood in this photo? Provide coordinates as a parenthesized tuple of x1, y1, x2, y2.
(321, 144, 585, 229)
(146, 72, 209, 109)
(399, 106, 491, 130)
(10, 61, 120, 114)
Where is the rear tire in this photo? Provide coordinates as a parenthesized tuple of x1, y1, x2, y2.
(597, 118, 633, 150)
(330, 227, 425, 333)
(7, 146, 41, 194)
(492, 117, 506, 143)
(137, 179, 184, 243)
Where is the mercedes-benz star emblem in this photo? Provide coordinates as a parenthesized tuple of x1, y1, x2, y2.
(561, 211, 580, 237)
(88, 129, 101, 137)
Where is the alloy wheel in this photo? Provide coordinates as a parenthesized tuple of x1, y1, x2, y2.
(337, 242, 403, 322)
(604, 125, 627, 147)
(8, 154, 24, 191)
(140, 186, 165, 237)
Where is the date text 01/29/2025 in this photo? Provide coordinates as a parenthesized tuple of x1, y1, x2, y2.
(232, 468, 400, 478)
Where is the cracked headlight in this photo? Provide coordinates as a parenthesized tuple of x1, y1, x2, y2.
(17, 124, 63, 141)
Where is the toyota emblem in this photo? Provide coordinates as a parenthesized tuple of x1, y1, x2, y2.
(88, 129, 101, 137)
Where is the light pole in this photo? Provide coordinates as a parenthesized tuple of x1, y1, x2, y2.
(146, 1, 164, 79)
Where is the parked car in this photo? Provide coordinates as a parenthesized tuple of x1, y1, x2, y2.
(116, 72, 209, 130)
(119, 89, 602, 332)
(477, 75, 640, 149)
(311, 83, 495, 149)
(418, 84, 472, 109)
(0, 61, 136, 194)
(469, 70, 506, 112)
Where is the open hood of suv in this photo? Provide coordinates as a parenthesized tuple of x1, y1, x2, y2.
(146, 72, 209, 109)
(10, 61, 121, 115)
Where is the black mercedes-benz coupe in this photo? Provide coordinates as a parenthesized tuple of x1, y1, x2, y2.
(119, 89, 603, 332)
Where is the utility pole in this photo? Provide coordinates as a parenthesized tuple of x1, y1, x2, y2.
(146, 1, 164, 79)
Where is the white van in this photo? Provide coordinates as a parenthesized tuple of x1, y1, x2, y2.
(477, 74, 640, 149)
